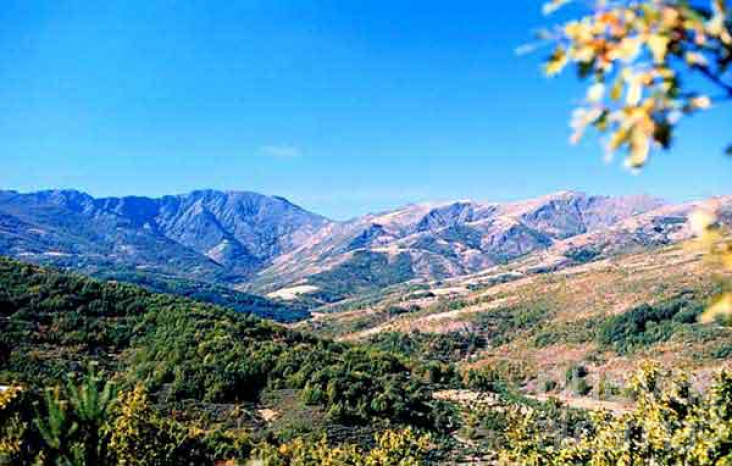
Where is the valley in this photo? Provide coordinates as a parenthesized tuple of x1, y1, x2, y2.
(304, 239, 732, 392)
(4, 187, 731, 389)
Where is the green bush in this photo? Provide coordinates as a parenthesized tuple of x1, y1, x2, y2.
(500, 364, 732, 466)
(368, 331, 486, 363)
(309, 251, 414, 299)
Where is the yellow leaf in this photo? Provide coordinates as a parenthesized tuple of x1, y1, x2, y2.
(647, 34, 670, 63)
(685, 51, 709, 67)
(690, 95, 712, 109)
(661, 7, 681, 28)
(707, 0, 728, 37)
(545, 48, 568, 76)
(570, 107, 603, 144)
(611, 37, 642, 62)
(689, 208, 716, 237)
(610, 77, 624, 101)
(627, 127, 650, 168)
(700, 294, 732, 324)
(587, 83, 606, 102)
(626, 79, 643, 106)
(608, 127, 629, 152)
(722, 249, 732, 270)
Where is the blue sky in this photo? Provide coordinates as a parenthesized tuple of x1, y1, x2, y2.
(1, 0, 729, 220)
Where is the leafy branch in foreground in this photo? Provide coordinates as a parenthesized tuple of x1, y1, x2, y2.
(537, 0, 732, 324)
(34, 367, 116, 466)
(500, 362, 732, 465)
(541, 0, 731, 168)
(691, 205, 732, 323)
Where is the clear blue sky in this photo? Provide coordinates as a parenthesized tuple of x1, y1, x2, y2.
(1, 0, 729, 219)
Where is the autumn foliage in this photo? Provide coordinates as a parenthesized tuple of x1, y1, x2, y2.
(542, 0, 731, 168)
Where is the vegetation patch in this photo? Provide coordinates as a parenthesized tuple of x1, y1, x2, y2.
(597, 296, 707, 354)
(308, 250, 415, 300)
(368, 331, 486, 363)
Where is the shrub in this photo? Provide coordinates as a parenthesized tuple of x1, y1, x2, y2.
(574, 378, 593, 397)
(500, 363, 732, 466)
(564, 363, 588, 386)
(253, 428, 433, 466)
(109, 386, 218, 465)
(541, 379, 558, 393)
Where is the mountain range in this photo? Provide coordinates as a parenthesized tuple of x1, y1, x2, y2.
(1, 188, 730, 306)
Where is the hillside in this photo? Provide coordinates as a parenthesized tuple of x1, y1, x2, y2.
(252, 191, 667, 297)
(256, 194, 732, 305)
(0, 189, 675, 296)
(0, 257, 454, 458)
(301, 238, 732, 394)
(2, 240, 732, 463)
(0, 189, 327, 284)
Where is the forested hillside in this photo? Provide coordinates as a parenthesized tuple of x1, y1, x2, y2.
(0, 257, 457, 464)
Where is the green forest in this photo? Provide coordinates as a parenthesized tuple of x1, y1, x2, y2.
(0, 257, 452, 464)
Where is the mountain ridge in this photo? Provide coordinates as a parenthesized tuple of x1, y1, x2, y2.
(250, 191, 669, 296)
(3, 187, 726, 305)
(0, 188, 328, 282)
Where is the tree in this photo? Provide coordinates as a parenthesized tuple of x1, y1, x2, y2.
(252, 428, 432, 466)
(0, 387, 27, 465)
(108, 385, 213, 466)
(64, 369, 117, 466)
(34, 388, 82, 466)
(541, 0, 732, 321)
(499, 363, 732, 465)
(34, 368, 116, 466)
(541, 0, 731, 167)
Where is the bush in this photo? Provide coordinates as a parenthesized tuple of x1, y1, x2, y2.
(564, 363, 588, 385)
(109, 386, 221, 465)
(574, 378, 593, 396)
(464, 360, 535, 393)
(500, 364, 732, 466)
(541, 379, 558, 393)
(368, 331, 486, 363)
(253, 428, 432, 466)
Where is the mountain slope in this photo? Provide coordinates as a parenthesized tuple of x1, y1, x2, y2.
(4, 188, 729, 307)
(0, 256, 442, 439)
(254, 191, 666, 298)
(0, 189, 328, 284)
(299, 237, 732, 391)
